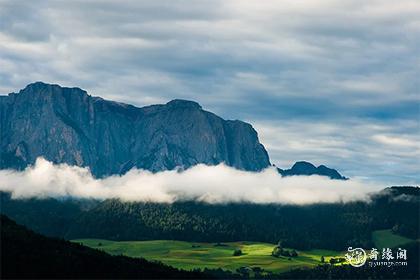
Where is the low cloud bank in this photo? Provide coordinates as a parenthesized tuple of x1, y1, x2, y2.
(0, 158, 383, 204)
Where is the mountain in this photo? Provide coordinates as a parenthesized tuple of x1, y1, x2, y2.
(0, 82, 270, 177)
(278, 161, 347, 180)
(0, 214, 206, 279)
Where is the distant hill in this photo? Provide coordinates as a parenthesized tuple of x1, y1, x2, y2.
(0, 214, 205, 279)
(278, 161, 347, 180)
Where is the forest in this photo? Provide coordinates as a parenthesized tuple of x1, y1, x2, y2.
(1, 187, 418, 251)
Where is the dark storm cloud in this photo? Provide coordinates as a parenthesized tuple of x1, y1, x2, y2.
(0, 0, 418, 184)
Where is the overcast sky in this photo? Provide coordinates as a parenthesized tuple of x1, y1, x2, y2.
(0, 0, 419, 185)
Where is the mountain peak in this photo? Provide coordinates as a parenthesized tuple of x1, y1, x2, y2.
(19, 81, 87, 95)
(166, 99, 202, 110)
(291, 161, 317, 172)
(23, 81, 58, 91)
(279, 161, 347, 180)
(26, 81, 48, 87)
(19, 81, 51, 93)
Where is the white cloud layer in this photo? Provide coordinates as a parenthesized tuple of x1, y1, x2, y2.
(0, 158, 382, 204)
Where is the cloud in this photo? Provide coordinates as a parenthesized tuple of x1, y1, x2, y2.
(0, 158, 382, 205)
(0, 0, 418, 184)
(371, 134, 420, 148)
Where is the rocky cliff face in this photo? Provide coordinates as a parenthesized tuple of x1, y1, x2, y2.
(0, 82, 270, 177)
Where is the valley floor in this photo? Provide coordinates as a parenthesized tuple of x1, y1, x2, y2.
(73, 239, 342, 273)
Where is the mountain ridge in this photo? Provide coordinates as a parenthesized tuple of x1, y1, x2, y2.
(0, 82, 270, 177)
(1, 82, 346, 179)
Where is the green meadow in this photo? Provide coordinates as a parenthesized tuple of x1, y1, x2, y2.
(73, 239, 342, 273)
(73, 229, 416, 273)
(372, 229, 414, 249)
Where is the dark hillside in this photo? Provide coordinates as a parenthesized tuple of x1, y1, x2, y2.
(0, 215, 206, 279)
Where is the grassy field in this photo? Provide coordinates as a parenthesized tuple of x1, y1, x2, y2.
(372, 229, 414, 249)
(73, 239, 342, 273)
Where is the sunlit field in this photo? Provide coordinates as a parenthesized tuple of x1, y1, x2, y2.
(74, 239, 342, 273)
